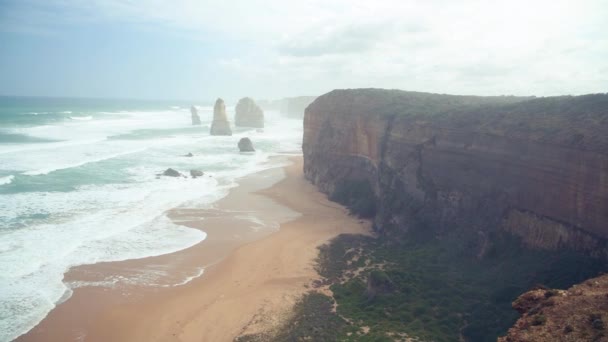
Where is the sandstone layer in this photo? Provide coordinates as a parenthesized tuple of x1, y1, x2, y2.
(210, 98, 232, 136)
(235, 97, 264, 128)
(303, 89, 608, 257)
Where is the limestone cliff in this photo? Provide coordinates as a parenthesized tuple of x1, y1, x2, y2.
(235, 97, 264, 128)
(210, 98, 232, 136)
(303, 89, 608, 257)
(498, 274, 608, 342)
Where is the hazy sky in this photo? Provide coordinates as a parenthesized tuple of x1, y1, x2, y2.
(0, 0, 606, 101)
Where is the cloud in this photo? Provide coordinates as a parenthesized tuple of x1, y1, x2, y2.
(2, 0, 607, 97)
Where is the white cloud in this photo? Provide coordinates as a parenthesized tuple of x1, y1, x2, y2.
(4, 0, 608, 97)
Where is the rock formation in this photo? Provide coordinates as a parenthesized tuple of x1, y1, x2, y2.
(499, 274, 608, 342)
(163, 168, 182, 177)
(238, 137, 255, 152)
(280, 96, 317, 118)
(235, 97, 264, 128)
(190, 105, 201, 125)
(190, 169, 204, 178)
(210, 98, 232, 136)
(303, 89, 608, 258)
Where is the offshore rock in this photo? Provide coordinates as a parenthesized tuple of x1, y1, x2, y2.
(163, 168, 182, 177)
(190, 169, 204, 178)
(238, 137, 255, 152)
(235, 97, 264, 128)
(190, 105, 201, 125)
(210, 98, 232, 136)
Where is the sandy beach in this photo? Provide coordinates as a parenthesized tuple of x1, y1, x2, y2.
(20, 156, 370, 342)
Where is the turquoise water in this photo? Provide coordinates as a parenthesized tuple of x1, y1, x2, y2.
(0, 96, 303, 341)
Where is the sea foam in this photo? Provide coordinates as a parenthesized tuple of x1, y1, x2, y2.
(0, 103, 304, 341)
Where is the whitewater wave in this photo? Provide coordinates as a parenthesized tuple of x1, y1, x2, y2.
(0, 175, 14, 185)
(21, 148, 146, 176)
(69, 116, 92, 121)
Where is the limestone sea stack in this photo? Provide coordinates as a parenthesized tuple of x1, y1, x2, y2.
(235, 97, 264, 128)
(238, 137, 255, 152)
(190, 105, 201, 125)
(210, 98, 232, 136)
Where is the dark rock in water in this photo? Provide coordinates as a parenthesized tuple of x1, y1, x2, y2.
(210, 98, 232, 135)
(163, 168, 182, 177)
(184, 152, 194, 157)
(191, 105, 201, 125)
(235, 97, 264, 128)
(238, 137, 255, 152)
(190, 170, 204, 178)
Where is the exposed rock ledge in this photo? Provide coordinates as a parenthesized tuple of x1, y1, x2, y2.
(499, 274, 608, 342)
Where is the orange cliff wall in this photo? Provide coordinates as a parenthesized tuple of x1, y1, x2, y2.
(303, 89, 608, 257)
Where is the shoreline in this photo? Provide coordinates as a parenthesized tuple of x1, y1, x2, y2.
(20, 156, 371, 341)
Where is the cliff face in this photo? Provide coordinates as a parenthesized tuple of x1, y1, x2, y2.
(303, 89, 608, 257)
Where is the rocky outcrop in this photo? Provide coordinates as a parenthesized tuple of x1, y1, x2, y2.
(238, 137, 255, 152)
(281, 96, 317, 118)
(499, 274, 608, 342)
(190, 169, 204, 178)
(190, 105, 201, 125)
(235, 97, 264, 128)
(210, 98, 232, 136)
(163, 168, 182, 177)
(303, 89, 608, 258)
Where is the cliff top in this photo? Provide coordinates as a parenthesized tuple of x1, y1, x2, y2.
(309, 88, 608, 154)
(499, 274, 608, 342)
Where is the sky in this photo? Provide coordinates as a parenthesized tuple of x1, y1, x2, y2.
(0, 0, 607, 101)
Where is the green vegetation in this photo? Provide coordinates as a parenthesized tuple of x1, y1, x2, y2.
(273, 233, 606, 342)
(330, 179, 377, 218)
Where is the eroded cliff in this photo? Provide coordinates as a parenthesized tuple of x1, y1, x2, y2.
(303, 89, 608, 257)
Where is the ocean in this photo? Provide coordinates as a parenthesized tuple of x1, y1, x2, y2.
(0, 96, 303, 341)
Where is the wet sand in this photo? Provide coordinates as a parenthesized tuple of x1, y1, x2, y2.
(20, 156, 370, 341)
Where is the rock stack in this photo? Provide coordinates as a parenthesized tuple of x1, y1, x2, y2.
(190, 105, 201, 125)
(210, 98, 232, 136)
(235, 97, 264, 128)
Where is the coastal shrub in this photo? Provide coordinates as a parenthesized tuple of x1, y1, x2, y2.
(280, 232, 607, 342)
(590, 313, 605, 330)
(531, 314, 547, 326)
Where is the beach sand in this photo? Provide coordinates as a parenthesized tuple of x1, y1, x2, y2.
(20, 156, 370, 342)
